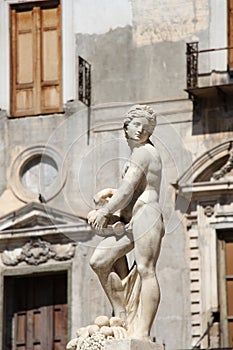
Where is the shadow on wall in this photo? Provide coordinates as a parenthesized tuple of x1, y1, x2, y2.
(192, 95, 233, 135)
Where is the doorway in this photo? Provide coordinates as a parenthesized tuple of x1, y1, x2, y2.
(3, 272, 67, 349)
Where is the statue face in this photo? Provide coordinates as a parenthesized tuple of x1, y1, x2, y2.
(126, 117, 151, 143)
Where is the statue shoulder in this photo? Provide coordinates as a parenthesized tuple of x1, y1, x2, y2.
(144, 143, 161, 162)
(131, 145, 151, 165)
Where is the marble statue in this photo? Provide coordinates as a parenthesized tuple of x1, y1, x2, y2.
(87, 104, 165, 342)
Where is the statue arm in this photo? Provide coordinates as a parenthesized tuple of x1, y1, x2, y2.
(103, 149, 149, 215)
(93, 188, 117, 206)
(88, 148, 150, 230)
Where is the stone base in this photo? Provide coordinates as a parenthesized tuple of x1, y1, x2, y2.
(104, 339, 164, 350)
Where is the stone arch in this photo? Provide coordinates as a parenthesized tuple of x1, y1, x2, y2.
(178, 140, 233, 185)
(177, 140, 233, 348)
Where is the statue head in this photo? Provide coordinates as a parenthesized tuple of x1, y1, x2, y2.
(123, 105, 157, 140)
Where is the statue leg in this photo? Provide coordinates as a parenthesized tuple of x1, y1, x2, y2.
(113, 255, 129, 279)
(90, 234, 133, 319)
(132, 203, 164, 339)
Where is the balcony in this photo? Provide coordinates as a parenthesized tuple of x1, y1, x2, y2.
(186, 42, 233, 101)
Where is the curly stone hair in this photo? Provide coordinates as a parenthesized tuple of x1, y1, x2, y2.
(123, 104, 157, 136)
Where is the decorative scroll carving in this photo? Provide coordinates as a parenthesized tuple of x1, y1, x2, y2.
(2, 239, 76, 266)
(1, 248, 22, 266)
(212, 148, 233, 180)
(21, 239, 56, 265)
(199, 201, 216, 217)
(204, 205, 215, 217)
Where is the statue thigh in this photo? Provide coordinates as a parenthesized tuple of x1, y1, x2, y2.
(90, 234, 134, 272)
(132, 203, 164, 273)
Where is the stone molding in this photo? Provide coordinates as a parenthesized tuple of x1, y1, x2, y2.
(200, 201, 216, 217)
(178, 143, 233, 348)
(203, 205, 215, 217)
(0, 202, 92, 244)
(9, 145, 67, 203)
(186, 213, 198, 229)
(178, 140, 233, 186)
(187, 217, 202, 345)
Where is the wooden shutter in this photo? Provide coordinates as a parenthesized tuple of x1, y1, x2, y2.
(228, 0, 233, 70)
(41, 5, 63, 113)
(11, 8, 35, 117)
(10, 2, 63, 117)
(4, 273, 68, 350)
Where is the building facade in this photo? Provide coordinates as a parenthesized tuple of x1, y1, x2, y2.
(0, 0, 232, 349)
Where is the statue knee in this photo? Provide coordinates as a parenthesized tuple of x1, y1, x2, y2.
(90, 255, 99, 272)
(137, 263, 155, 279)
(90, 254, 108, 274)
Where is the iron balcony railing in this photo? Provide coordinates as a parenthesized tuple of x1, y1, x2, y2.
(186, 42, 233, 89)
(78, 56, 91, 107)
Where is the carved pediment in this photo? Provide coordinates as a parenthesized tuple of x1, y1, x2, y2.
(0, 202, 93, 243)
(0, 202, 86, 231)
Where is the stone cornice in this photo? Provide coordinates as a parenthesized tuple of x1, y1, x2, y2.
(0, 202, 93, 243)
(178, 180, 233, 194)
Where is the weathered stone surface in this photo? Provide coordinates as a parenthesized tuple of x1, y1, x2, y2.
(94, 315, 110, 327)
(104, 339, 164, 350)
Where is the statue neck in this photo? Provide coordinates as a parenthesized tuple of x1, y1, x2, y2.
(127, 139, 148, 150)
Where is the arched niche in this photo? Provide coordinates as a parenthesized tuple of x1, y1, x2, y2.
(176, 140, 233, 349)
(177, 140, 233, 200)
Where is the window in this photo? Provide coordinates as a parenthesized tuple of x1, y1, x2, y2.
(218, 232, 233, 347)
(10, 0, 63, 117)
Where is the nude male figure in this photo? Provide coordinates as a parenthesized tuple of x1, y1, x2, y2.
(88, 105, 164, 340)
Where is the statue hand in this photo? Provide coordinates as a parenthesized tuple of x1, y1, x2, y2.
(87, 210, 97, 225)
(93, 188, 117, 206)
(87, 209, 109, 231)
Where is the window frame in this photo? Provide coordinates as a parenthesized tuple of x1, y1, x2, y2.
(3, 271, 68, 348)
(0, 0, 76, 117)
(10, 0, 63, 117)
(0, 263, 72, 350)
(218, 231, 233, 347)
